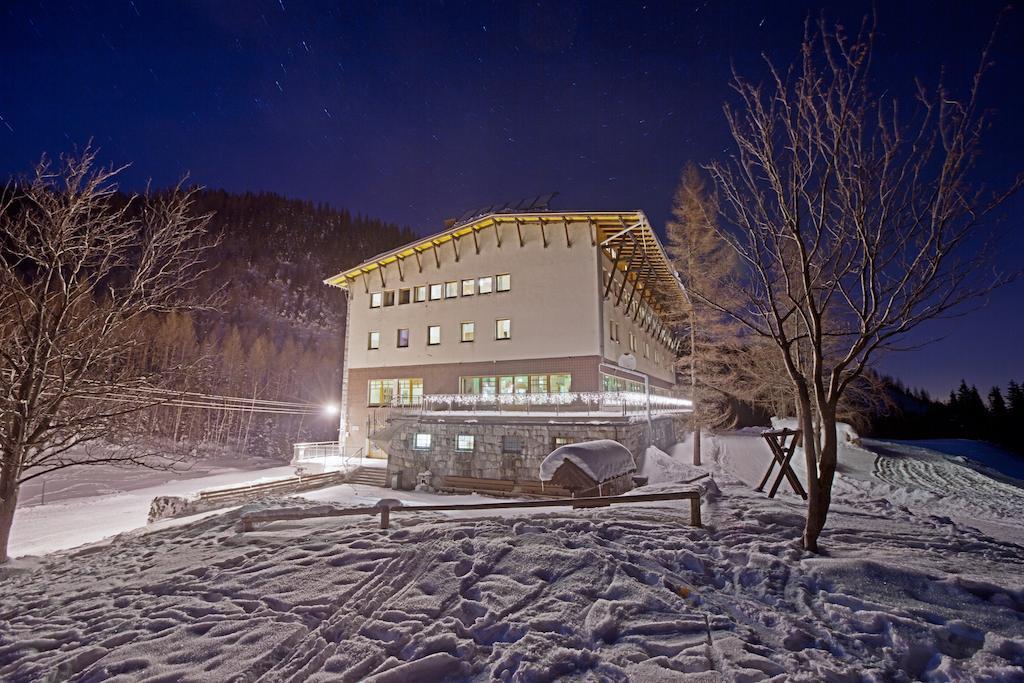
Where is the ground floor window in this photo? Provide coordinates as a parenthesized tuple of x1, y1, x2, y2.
(602, 374, 644, 393)
(459, 373, 571, 396)
(456, 434, 475, 451)
(412, 433, 432, 450)
(368, 378, 423, 406)
(552, 436, 574, 450)
(502, 435, 523, 454)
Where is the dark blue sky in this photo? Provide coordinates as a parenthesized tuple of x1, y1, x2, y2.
(2, 0, 1022, 398)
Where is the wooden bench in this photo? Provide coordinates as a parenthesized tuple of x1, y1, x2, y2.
(440, 476, 571, 498)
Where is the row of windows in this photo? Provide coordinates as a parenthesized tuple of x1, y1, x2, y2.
(609, 321, 667, 365)
(367, 378, 423, 407)
(369, 274, 511, 309)
(368, 320, 511, 349)
(411, 433, 573, 454)
(458, 373, 572, 395)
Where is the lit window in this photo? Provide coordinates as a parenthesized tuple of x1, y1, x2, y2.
(530, 374, 548, 393)
(629, 333, 637, 352)
(414, 286, 427, 302)
(460, 376, 481, 394)
(499, 376, 514, 394)
(461, 279, 475, 296)
(610, 320, 619, 342)
(383, 291, 395, 306)
(368, 379, 394, 407)
(481, 376, 497, 397)
(396, 378, 422, 405)
(368, 331, 380, 350)
(552, 436, 572, 449)
(478, 276, 493, 294)
(429, 284, 443, 300)
(644, 341, 650, 358)
(370, 292, 382, 308)
(496, 273, 510, 292)
(445, 281, 459, 298)
(413, 433, 432, 450)
(428, 325, 441, 345)
(514, 375, 529, 394)
(461, 322, 475, 342)
(398, 288, 411, 305)
(456, 434, 475, 451)
(549, 374, 571, 393)
(495, 318, 511, 340)
(502, 435, 522, 454)
(397, 329, 409, 348)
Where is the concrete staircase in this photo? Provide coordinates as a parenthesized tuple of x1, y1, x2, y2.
(346, 466, 389, 488)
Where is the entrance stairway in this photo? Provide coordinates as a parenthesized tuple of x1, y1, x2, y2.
(346, 466, 388, 488)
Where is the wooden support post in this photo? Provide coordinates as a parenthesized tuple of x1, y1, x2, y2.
(539, 219, 548, 248)
(377, 264, 386, 288)
(495, 221, 503, 247)
(589, 218, 596, 246)
(432, 242, 441, 268)
(563, 218, 572, 248)
(690, 497, 702, 527)
(472, 228, 480, 254)
(515, 218, 524, 247)
(361, 272, 370, 293)
(603, 246, 622, 299)
(451, 236, 460, 262)
(396, 256, 405, 282)
(414, 250, 423, 273)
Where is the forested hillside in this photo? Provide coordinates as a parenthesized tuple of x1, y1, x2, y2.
(138, 190, 415, 457)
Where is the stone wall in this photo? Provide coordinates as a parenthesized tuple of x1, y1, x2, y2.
(385, 414, 684, 490)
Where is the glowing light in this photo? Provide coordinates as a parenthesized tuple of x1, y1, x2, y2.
(323, 403, 339, 416)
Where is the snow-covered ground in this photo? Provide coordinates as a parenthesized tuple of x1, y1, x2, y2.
(9, 459, 294, 558)
(2, 429, 1023, 680)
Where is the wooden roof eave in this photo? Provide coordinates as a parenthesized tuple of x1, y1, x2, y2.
(324, 211, 643, 288)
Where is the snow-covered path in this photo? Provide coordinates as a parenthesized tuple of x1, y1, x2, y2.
(9, 464, 295, 558)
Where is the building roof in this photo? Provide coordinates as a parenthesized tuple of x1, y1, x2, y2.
(324, 210, 690, 318)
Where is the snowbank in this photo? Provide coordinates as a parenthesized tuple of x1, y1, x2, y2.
(538, 439, 636, 483)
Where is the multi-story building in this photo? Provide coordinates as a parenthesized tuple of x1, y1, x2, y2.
(323, 210, 692, 489)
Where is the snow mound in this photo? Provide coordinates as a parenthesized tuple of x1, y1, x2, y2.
(638, 445, 707, 484)
(538, 439, 636, 483)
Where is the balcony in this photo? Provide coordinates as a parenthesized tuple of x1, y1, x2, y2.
(376, 391, 692, 419)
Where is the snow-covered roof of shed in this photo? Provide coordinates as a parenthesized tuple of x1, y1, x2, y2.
(539, 439, 637, 483)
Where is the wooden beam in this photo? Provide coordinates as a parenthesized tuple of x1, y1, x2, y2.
(472, 227, 480, 255)
(589, 218, 596, 246)
(563, 218, 572, 248)
(396, 256, 405, 282)
(377, 264, 386, 288)
(515, 218, 524, 247)
(451, 236, 460, 262)
(495, 220, 503, 247)
(414, 249, 423, 273)
(361, 272, 370, 294)
(432, 242, 441, 269)
(539, 219, 548, 248)
(603, 246, 622, 299)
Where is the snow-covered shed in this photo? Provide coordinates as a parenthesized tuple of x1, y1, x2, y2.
(538, 439, 637, 497)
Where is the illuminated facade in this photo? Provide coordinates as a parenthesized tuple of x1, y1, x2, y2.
(325, 210, 691, 476)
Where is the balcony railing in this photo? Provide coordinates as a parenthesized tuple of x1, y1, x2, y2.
(291, 442, 366, 474)
(375, 391, 692, 417)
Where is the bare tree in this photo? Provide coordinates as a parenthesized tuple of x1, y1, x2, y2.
(697, 15, 1021, 551)
(0, 150, 214, 562)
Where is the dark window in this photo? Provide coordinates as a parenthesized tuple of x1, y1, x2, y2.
(398, 288, 411, 305)
(397, 329, 409, 348)
(383, 290, 395, 306)
(502, 435, 523, 455)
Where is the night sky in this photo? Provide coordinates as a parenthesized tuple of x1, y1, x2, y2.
(3, 0, 1022, 397)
